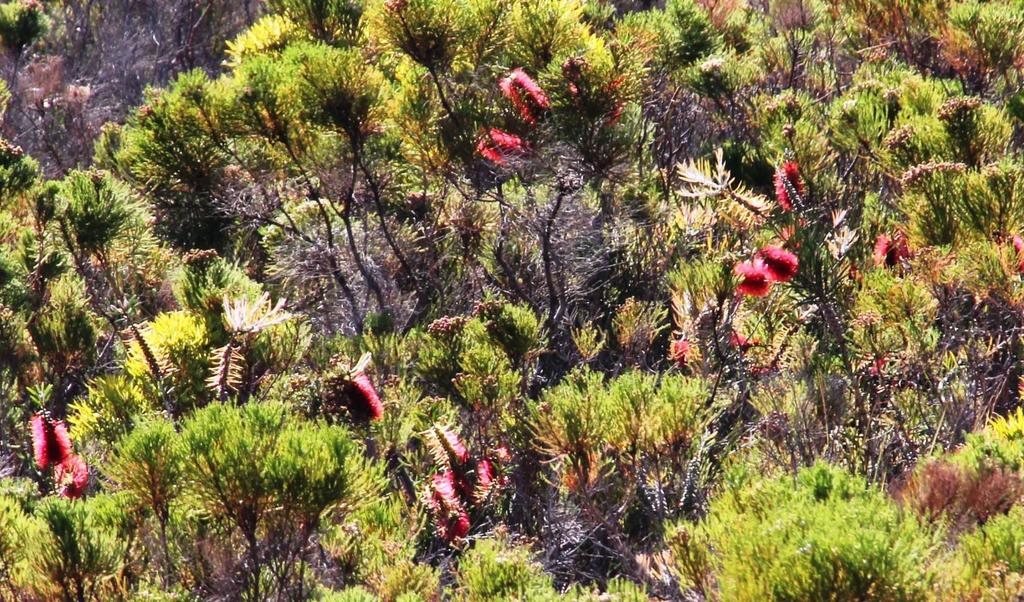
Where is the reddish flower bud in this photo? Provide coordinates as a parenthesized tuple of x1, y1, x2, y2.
(757, 246, 799, 283)
(432, 471, 461, 509)
(494, 445, 511, 463)
(340, 372, 383, 422)
(774, 161, 803, 211)
(429, 471, 471, 542)
(476, 128, 529, 167)
(439, 427, 469, 466)
(669, 338, 693, 367)
(476, 459, 494, 490)
(55, 454, 88, 499)
(499, 69, 549, 125)
(869, 356, 888, 376)
(873, 232, 912, 268)
(445, 509, 471, 541)
(30, 413, 73, 470)
(735, 259, 774, 297)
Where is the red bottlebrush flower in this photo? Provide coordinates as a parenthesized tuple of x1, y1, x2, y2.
(439, 427, 469, 466)
(475, 459, 495, 496)
(30, 413, 73, 470)
(346, 373, 383, 422)
(499, 69, 549, 125)
(476, 128, 529, 167)
(429, 471, 471, 542)
(443, 509, 471, 541)
(476, 138, 506, 165)
(55, 454, 88, 499)
(874, 232, 912, 268)
(869, 356, 888, 376)
(432, 471, 461, 509)
(757, 246, 799, 283)
(774, 161, 803, 211)
(735, 259, 773, 297)
(488, 128, 526, 152)
(669, 338, 693, 367)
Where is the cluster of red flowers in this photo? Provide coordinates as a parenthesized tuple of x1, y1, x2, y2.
(426, 426, 501, 543)
(499, 68, 550, 125)
(30, 412, 88, 498)
(873, 232, 912, 269)
(346, 372, 383, 421)
(324, 353, 384, 423)
(735, 246, 799, 297)
(668, 338, 693, 367)
(475, 128, 529, 167)
(774, 160, 803, 211)
(730, 330, 760, 352)
(478, 69, 549, 167)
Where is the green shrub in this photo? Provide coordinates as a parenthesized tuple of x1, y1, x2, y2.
(0, 0, 46, 54)
(16, 495, 131, 601)
(455, 538, 558, 602)
(674, 463, 939, 601)
(952, 505, 1024, 598)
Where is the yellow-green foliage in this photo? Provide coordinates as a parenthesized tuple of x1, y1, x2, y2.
(125, 311, 210, 407)
(68, 374, 154, 446)
(12, 495, 132, 601)
(950, 505, 1024, 598)
(673, 463, 939, 601)
(455, 538, 558, 601)
(958, 407, 1024, 471)
(535, 369, 709, 494)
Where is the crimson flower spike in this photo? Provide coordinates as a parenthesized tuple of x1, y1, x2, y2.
(429, 471, 471, 542)
(499, 68, 550, 125)
(30, 412, 73, 470)
(757, 246, 799, 283)
(438, 426, 469, 466)
(735, 259, 774, 297)
(56, 455, 89, 499)
(476, 128, 529, 167)
(343, 352, 383, 422)
(873, 232, 912, 269)
(774, 160, 803, 211)
(669, 338, 693, 367)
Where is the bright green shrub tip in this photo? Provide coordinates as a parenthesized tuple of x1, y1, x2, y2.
(320, 586, 378, 602)
(16, 495, 132, 600)
(59, 170, 136, 257)
(679, 463, 939, 601)
(180, 401, 384, 529)
(663, 0, 719, 69)
(958, 407, 1024, 472)
(953, 505, 1024, 597)
(124, 310, 211, 411)
(0, 0, 46, 53)
(68, 374, 154, 446)
(456, 539, 558, 601)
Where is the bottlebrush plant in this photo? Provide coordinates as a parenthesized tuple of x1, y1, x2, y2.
(7, 0, 1024, 599)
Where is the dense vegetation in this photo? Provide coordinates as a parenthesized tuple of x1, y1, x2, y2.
(4, 0, 1024, 599)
